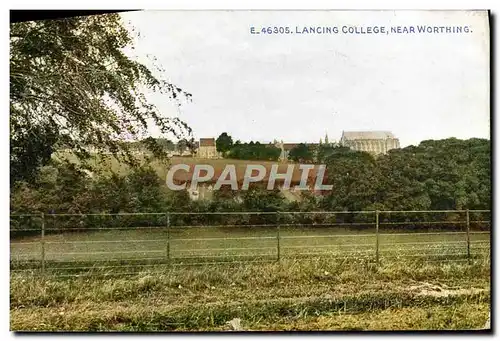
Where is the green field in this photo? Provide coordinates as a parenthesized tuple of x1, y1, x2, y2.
(54, 152, 290, 178)
(10, 214, 491, 331)
(11, 225, 490, 276)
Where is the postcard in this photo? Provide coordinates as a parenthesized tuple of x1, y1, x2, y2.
(9, 10, 490, 332)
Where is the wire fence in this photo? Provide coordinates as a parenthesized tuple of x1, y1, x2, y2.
(10, 210, 491, 277)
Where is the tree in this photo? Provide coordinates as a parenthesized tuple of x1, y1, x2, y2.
(185, 137, 198, 156)
(316, 144, 345, 163)
(216, 132, 233, 157)
(155, 138, 176, 151)
(227, 142, 280, 161)
(241, 185, 285, 211)
(10, 13, 192, 185)
(126, 166, 167, 212)
(176, 138, 188, 155)
(288, 143, 314, 163)
(320, 148, 381, 211)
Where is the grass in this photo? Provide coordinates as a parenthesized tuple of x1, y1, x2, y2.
(10, 219, 491, 331)
(53, 152, 291, 178)
(10, 257, 491, 331)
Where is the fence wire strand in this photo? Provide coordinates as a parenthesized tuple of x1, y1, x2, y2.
(10, 210, 491, 277)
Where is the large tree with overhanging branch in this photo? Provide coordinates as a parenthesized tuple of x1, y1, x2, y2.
(10, 12, 192, 185)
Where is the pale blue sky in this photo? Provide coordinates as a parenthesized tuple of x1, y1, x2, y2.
(120, 10, 490, 147)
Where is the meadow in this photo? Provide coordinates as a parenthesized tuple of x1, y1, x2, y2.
(10, 214, 491, 331)
(53, 152, 286, 178)
(10, 257, 490, 331)
(10, 152, 492, 331)
(11, 224, 490, 274)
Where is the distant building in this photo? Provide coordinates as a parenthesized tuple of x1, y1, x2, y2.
(340, 131, 400, 155)
(196, 138, 221, 159)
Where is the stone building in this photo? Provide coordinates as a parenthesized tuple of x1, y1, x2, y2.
(340, 131, 400, 155)
(196, 138, 221, 159)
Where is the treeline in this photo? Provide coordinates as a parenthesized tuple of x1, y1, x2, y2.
(227, 141, 281, 161)
(215, 132, 342, 163)
(320, 138, 490, 212)
(127, 137, 197, 155)
(10, 138, 490, 230)
(287, 143, 339, 163)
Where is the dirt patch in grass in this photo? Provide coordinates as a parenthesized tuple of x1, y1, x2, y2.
(408, 282, 486, 298)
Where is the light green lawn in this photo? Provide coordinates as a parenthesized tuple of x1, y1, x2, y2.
(11, 226, 490, 268)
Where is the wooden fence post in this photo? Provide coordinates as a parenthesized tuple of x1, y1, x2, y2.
(466, 209, 471, 264)
(375, 210, 380, 266)
(166, 213, 171, 262)
(41, 213, 45, 275)
(276, 213, 281, 261)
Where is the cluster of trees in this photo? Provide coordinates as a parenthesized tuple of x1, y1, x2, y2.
(10, 161, 293, 231)
(216, 133, 281, 161)
(10, 14, 192, 186)
(228, 141, 281, 161)
(287, 142, 343, 163)
(11, 162, 169, 215)
(288, 143, 315, 163)
(215, 132, 339, 163)
(10, 137, 490, 232)
(11, 138, 490, 215)
(127, 137, 198, 156)
(320, 138, 490, 212)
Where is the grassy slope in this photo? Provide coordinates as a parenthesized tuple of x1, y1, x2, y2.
(54, 152, 289, 177)
(10, 258, 490, 331)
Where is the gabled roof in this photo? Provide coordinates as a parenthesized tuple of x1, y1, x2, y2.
(342, 131, 396, 140)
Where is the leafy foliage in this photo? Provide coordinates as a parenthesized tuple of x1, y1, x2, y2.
(215, 132, 233, 157)
(320, 147, 381, 211)
(316, 144, 345, 163)
(288, 143, 314, 163)
(376, 138, 490, 211)
(228, 141, 281, 161)
(320, 138, 490, 211)
(10, 13, 192, 185)
(10, 138, 491, 228)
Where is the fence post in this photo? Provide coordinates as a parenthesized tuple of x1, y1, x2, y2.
(41, 213, 45, 275)
(166, 213, 171, 262)
(466, 209, 471, 264)
(375, 210, 380, 266)
(276, 212, 281, 261)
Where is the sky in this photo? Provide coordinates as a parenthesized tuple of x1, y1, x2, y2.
(120, 10, 490, 148)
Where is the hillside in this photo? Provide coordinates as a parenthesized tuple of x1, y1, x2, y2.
(53, 152, 321, 184)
